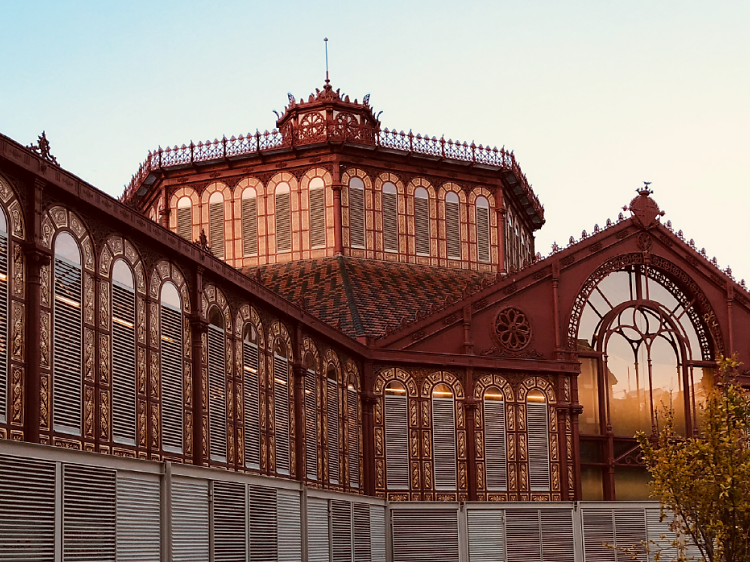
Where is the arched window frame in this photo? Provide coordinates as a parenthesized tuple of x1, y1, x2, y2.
(301, 337, 320, 481)
(406, 179, 436, 259)
(344, 359, 362, 491)
(169, 188, 199, 242)
(467, 189, 496, 269)
(439, 183, 467, 264)
(342, 169, 373, 254)
(267, 172, 298, 257)
(518, 378, 558, 496)
(202, 182, 230, 260)
(375, 173, 405, 258)
(233, 177, 264, 264)
(235, 304, 266, 471)
(322, 351, 342, 486)
(301, 168, 332, 253)
(268, 321, 295, 477)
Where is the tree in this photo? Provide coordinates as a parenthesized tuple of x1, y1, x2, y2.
(636, 356, 750, 562)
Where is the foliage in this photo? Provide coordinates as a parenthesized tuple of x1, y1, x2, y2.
(636, 356, 750, 562)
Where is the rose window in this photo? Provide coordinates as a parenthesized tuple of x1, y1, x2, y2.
(493, 307, 531, 351)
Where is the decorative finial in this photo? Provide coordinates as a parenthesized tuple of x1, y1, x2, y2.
(637, 181, 653, 196)
(27, 131, 59, 165)
(324, 37, 330, 87)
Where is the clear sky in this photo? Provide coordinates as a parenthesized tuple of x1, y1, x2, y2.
(2, 1, 749, 282)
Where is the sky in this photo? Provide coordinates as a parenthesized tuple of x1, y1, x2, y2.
(2, 1, 749, 282)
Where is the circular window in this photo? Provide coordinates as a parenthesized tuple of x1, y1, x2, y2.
(492, 307, 532, 351)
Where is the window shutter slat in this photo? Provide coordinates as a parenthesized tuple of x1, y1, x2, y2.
(432, 397, 457, 490)
(415, 196, 430, 256)
(53, 257, 82, 435)
(249, 485, 277, 562)
(477, 206, 490, 263)
(277, 490, 301, 562)
(484, 400, 508, 491)
(305, 371, 318, 480)
(274, 354, 290, 474)
(310, 187, 326, 248)
(331, 499, 353, 562)
(540, 510, 575, 562)
(0, 233, 7, 424)
(244, 340, 261, 468)
(208, 324, 227, 463)
(614, 509, 647, 562)
(161, 304, 183, 454)
(307, 498, 330, 562)
(347, 387, 359, 488)
(350, 185, 365, 249)
(582, 509, 616, 562)
(328, 379, 340, 484)
(505, 509, 541, 562)
(177, 206, 192, 240)
(369, 506, 387, 562)
(63, 464, 116, 561)
(116, 473, 161, 561)
(172, 478, 209, 561)
(242, 197, 258, 256)
(209, 201, 225, 259)
(385, 395, 409, 489)
(276, 192, 291, 253)
(213, 481, 246, 562)
(112, 283, 136, 445)
(467, 509, 505, 562)
(527, 402, 551, 491)
(446, 200, 460, 260)
(391, 509, 459, 562)
(383, 191, 398, 252)
(353, 503, 372, 562)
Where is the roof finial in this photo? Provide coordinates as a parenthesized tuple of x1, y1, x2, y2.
(324, 37, 330, 88)
(637, 181, 653, 196)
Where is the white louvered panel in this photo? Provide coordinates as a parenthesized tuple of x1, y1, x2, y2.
(382, 191, 398, 252)
(53, 257, 82, 435)
(0, 455, 56, 561)
(274, 354, 290, 475)
(446, 200, 460, 260)
(305, 370, 318, 480)
(208, 324, 227, 463)
(527, 403, 550, 491)
(276, 192, 292, 253)
(349, 185, 365, 248)
(582, 509, 616, 562)
(540, 509, 575, 562)
(415, 196, 430, 256)
(310, 187, 326, 248)
(328, 379, 340, 484)
(467, 509, 505, 562)
(213, 481, 246, 562)
(505, 509, 541, 562)
(331, 500, 352, 562)
(645, 508, 700, 562)
(614, 509, 647, 562)
(347, 387, 359, 488)
(277, 490, 301, 562)
(248, 485, 277, 562)
(209, 201, 225, 259)
(353, 503, 372, 562)
(369, 506, 387, 562)
(63, 464, 116, 561)
(484, 400, 507, 491)
(177, 206, 192, 240)
(307, 498, 330, 562)
(116, 472, 160, 561)
(477, 206, 490, 263)
(385, 395, 409, 489)
(242, 196, 259, 256)
(244, 340, 261, 468)
(391, 509, 459, 562)
(432, 397, 457, 490)
(112, 282, 136, 445)
(0, 233, 7, 424)
(172, 478, 209, 561)
(161, 304, 183, 453)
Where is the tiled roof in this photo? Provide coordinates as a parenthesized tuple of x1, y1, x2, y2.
(240, 257, 495, 339)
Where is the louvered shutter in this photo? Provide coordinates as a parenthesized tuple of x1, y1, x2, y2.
(369, 506, 387, 562)
(645, 508, 699, 562)
(484, 399, 508, 491)
(0, 231, 6, 424)
(209, 200, 225, 259)
(208, 324, 227, 463)
(347, 387, 359, 488)
(310, 186, 326, 248)
(0, 455, 56, 561)
(276, 192, 291, 253)
(53, 257, 82, 435)
(467, 509, 505, 562)
(477, 206, 490, 263)
(277, 490, 302, 562)
(349, 183, 365, 248)
(385, 394, 409, 489)
(505, 509, 541, 562)
(446, 200, 460, 260)
(242, 195, 258, 256)
(415, 195, 430, 256)
(391, 509, 459, 562)
(112, 281, 136, 445)
(63, 464, 116, 561)
(249, 485, 277, 562)
(305, 370, 318, 480)
(614, 509, 647, 562)
(382, 191, 398, 253)
(161, 303, 183, 454)
(540, 509, 575, 562)
(432, 396, 457, 490)
(244, 339, 261, 468)
(331, 500, 352, 562)
(116, 472, 161, 561)
(353, 503, 372, 562)
(274, 353, 290, 475)
(213, 481, 246, 562)
(527, 403, 550, 491)
(328, 379, 340, 485)
(172, 477, 209, 561)
(177, 206, 192, 240)
(582, 509, 616, 562)
(307, 498, 330, 562)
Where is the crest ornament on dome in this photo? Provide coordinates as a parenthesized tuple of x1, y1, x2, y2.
(628, 182, 664, 229)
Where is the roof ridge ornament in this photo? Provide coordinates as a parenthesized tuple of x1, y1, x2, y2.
(27, 131, 59, 166)
(628, 181, 664, 230)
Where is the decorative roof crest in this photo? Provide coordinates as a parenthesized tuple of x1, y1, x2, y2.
(628, 181, 664, 229)
(27, 131, 59, 166)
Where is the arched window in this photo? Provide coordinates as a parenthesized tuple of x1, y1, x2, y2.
(177, 197, 192, 241)
(432, 383, 457, 490)
(242, 187, 258, 257)
(309, 177, 326, 248)
(483, 387, 507, 491)
(346, 381, 359, 489)
(243, 323, 260, 469)
(326, 365, 339, 485)
(385, 380, 409, 489)
(476, 196, 490, 264)
(160, 282, 183, 454)
(274, 340, 290, 474)
(208, 192, 225, 259)
(414, 187, 430, 256)
(0, 210, 8, 424)
(208, 306, 226, 463)
(304, 353, 318, 481)
(382, 182, 398, 253)
(527, 390, 550, 491)
(275, 183, 291, 253)
(349, 177, 365, 249)
(53, 232, 82, 435)
(445, 192, 460, 260)
(112, 259, 136, 445)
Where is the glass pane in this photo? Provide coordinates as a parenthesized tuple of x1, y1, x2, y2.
(54, 232, 80, 265)
(415, 187, 428, 199)
(310, 177, 324, 189)
(446, 191, 459, 203)
(606, 332, 651, 437)
(578, 358, 601, 435)
(0, 209, 6, 233)
(581, 466, 604, 501)
(209, 191, 223, 204)
(614, 466, 651, 501)
(579, 440, 603, 463)
(484, 386, 504, 402)
(160, 281, 180, 309)
(433, 383, 452, 398)
(385, 380, 406, 395)
(243, 323, 257, 344)
(242, 187, 256, 200)
(208, 306, 223, 329)
(383, 182, 397, 194)
(112, 259, 134, 289)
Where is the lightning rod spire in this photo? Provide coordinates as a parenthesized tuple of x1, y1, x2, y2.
(324, 37, 330, 86)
